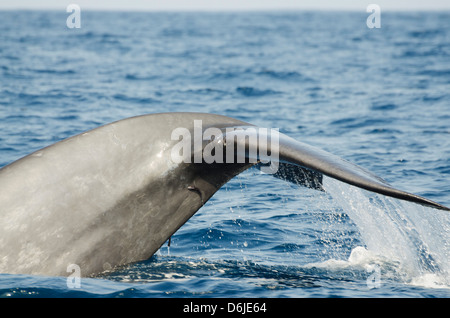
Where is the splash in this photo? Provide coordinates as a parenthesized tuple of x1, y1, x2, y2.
(323, 177, 450, 288)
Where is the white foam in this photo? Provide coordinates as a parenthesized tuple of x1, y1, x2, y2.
(305, 246, 391, 270)
(410, 273, 450, 289)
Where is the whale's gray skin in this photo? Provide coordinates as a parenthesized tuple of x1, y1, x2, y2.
(0, 112, 448, 277)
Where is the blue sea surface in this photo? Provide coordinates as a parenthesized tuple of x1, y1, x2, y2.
(0, 10, 449, 298)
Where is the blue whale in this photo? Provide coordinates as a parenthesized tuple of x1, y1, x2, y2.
(0, 113, 448, 277)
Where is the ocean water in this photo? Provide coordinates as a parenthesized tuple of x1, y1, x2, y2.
(0, 10, 449, 298)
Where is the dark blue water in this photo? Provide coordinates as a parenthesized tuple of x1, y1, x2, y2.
(0, 10, 449, 298)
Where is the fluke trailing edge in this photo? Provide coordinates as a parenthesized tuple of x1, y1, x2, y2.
(0, 113, 448, 277)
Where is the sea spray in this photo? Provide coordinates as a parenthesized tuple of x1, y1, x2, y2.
(323, 177, 450, 288)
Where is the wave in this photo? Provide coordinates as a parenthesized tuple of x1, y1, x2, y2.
(235, 86, 282, 97)
(112, 93, 159, 104)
